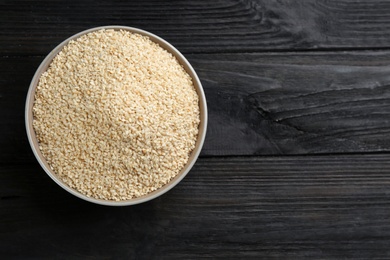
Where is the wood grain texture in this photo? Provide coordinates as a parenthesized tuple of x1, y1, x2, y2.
(3, 0, 390, 55)
(192, 51, 390, 155)
(2, 155, 390, 259)
(0, 57, 40, 163)
(3, 51, 390, 162)
(3, 0, 390, 259)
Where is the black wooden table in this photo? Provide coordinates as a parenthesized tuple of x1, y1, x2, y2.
(2, 0, 390, 258)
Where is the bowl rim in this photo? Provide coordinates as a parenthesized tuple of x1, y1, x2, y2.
(25, 25, 208, 206)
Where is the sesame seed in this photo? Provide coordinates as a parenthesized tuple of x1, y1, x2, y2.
(33, 29, 200, 201)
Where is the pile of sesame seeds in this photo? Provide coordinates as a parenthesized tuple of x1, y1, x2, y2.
(32, 29, 200, 201)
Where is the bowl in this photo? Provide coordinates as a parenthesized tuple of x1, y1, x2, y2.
(25, 26, 207, 206)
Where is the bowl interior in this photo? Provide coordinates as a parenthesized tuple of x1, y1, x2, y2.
(25, 26, 207, 206)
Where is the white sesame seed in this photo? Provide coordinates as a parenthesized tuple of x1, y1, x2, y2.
(33, 29, 200, 201)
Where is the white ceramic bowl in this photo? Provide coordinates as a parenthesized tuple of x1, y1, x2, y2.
(25, 26, 207, 206)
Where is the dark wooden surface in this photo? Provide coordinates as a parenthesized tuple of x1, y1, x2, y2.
(2, 0, 390, 259)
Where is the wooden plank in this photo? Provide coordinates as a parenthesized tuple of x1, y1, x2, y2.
(3, 51, 390, 162)
(191, 51, 390, 155)
(1, 155, 390, 258)
(0, 57, 41, 163)
(3, 0, 390, 55)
